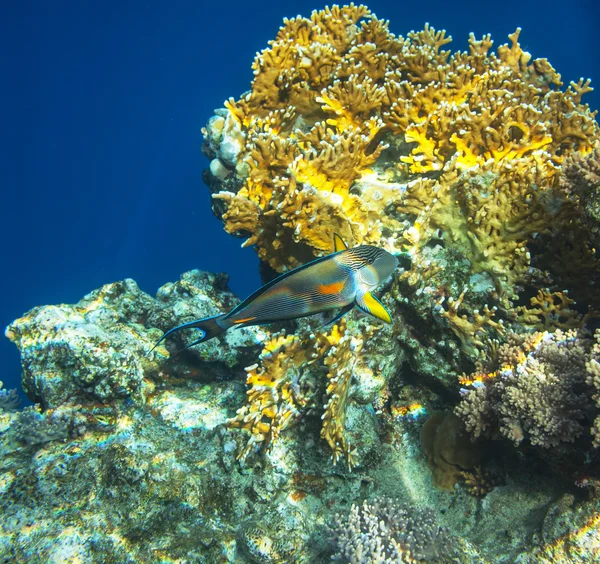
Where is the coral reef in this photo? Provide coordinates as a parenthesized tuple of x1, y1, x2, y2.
(5, 279, 159, 408)
(456, 330, 600, 449)
(3, 4, 600, 562)
(150, 270, 263, 368)
(1, 269, 599, 563)
(203, 4, 598, 315)
(5, 272, 263, 409)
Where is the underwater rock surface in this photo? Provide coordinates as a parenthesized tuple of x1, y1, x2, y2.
(0, 269, 598, 563)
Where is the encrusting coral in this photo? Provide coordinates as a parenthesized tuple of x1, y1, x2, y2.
(420, 411, 481, 490)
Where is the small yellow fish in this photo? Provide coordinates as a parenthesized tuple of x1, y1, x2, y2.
(153, 234, 398, 351)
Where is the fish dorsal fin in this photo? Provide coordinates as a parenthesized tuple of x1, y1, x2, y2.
(333, 233, 348, 252)
(356, 291, 393, 324)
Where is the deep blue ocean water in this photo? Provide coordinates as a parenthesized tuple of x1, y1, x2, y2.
(1, 0, 598, 394)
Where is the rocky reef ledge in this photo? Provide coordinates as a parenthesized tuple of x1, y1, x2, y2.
(1, 271, 599, 563)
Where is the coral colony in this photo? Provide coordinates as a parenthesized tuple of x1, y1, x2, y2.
(2, 5, 600, 563)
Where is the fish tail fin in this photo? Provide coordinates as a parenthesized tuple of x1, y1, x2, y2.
(150, 314, 231, 354)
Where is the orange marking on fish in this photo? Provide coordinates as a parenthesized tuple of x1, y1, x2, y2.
(234, 316, 257, 324)
(317, 281, 345, 295)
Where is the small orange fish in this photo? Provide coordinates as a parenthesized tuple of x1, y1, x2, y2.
(153, 234, 398, 351)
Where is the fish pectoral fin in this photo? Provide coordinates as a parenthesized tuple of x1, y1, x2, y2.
(333, 233, 348, 252)
(323, 303, 354, 328)
(356, 291, 393, 324)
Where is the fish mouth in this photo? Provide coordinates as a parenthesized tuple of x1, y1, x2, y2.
(392, 251, 412, 271)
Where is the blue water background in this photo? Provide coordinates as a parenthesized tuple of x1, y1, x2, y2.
(1, 0, 598, 393)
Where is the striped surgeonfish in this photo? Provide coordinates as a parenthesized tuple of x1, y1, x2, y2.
(152, 234, 398, 351)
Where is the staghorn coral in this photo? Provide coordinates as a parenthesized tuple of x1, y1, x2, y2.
(329, 496, 456, 563)
(456, 330, 599, 448)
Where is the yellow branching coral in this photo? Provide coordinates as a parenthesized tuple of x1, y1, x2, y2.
(204, 5, 599, 360)
(516, 289, 591, 330)
(204, 5, 597, 295)
(317, 75, 386, 132)
(228, 319, 380, 467)
(437, 289, 504, 358)
(291, 122, 385, 194)
(228, 323, 348, 462)
(227, 332, 315, 460)
(320, 323, 375, 468)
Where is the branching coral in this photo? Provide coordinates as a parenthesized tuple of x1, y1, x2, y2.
(456, 330, 599, 448)
(561, 141, 600, 248)
(227, 319, 387, 467)
(226, 331, 320, 460)
(321, 323, 379, 468)
(436, 289, 503, 357)
(585, 331, 600, 447)
(203, 4, 599, 350)
(329, 496, 455, 563)
(201, 4, 600, 460)
(228, 322, 356, 462)
(515, 289, 594, 331)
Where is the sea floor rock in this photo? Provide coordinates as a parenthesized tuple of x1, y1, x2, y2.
(1, 272, 599, 563)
